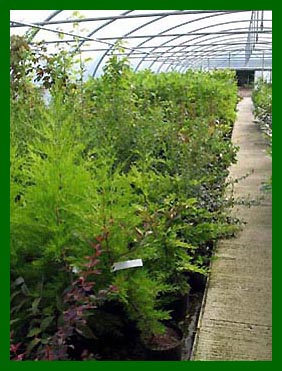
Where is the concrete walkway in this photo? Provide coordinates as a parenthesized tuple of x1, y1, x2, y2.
(191, 92, 272, 361)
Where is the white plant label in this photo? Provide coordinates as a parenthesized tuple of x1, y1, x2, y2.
(111, 259, 143, 272)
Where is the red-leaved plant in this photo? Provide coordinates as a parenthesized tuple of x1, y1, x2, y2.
(10, 235, 118, 361)
(10, 331, 25, 361)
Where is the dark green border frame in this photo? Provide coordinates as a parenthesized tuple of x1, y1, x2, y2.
(2, 1, 276, 369)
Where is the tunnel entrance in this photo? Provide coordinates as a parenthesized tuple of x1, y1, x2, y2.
(235, 69, 255, 87)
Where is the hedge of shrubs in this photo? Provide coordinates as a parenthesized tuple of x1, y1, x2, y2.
(10, 37, 240, 360)
(252, 78, 272, 137)
(252, 78, 272, 191)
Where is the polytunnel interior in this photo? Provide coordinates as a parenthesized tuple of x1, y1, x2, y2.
(10, 9, 272, 362)
(10, 10, 272, 79)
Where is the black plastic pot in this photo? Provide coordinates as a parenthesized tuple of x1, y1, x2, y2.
(142, 324, 183, 361)
(166, 292, 190, 321)
(188, 272, 207, 293)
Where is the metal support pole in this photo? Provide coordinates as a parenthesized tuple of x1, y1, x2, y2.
(262, 50, 265, 80)
(260, 10, 264, 31)
(256, 10, 259, 42)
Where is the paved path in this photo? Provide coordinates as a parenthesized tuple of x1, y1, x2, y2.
(191, 93, 272, 361)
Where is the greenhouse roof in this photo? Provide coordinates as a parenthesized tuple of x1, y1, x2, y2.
(10, 10, 272, 77)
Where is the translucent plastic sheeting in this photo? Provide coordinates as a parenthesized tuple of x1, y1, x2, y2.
(10, 10, 272, 77)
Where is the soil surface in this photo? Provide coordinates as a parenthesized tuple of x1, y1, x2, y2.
(145, 327, 182, 350)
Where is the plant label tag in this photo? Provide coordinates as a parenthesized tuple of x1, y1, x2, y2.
(111, 259, 143, 272)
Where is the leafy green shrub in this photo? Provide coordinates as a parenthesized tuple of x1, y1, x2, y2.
(10, 90, 172, 350)
(10, 37, 240, 358)
(252, 79, 272, 191)
(252, 78, 272, 134)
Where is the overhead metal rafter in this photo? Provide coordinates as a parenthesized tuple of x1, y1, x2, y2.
(164, 37, 272, 72)
(162, 12, 271, 71)
(23, 10, 256, 77)
(176, 48, 271, 72)
(74, 10, 134, 52)
(27, 10, 63, 40)
(128, 56, 271, 64)
(10, 10, 272, 73)
(10, 10, 247, 27)
(159, 39, 270, 72)
(12, 11, 256, 74)
(134, 12, 269, 71)
(158, 31, 271, 73)
(82, 29, 270, 40)
(132, 11, 255, 71)
(178, 51, 269, 72)
(124, 10, 248, 71)
(103, 49, 271, 58)
(130, 52, 272, 63)
(98, 43, 271, 61)
(78, 41, 271, 53)
(245, 10, 267, 64)
(180, 44, 272, 71)
(10, 19, 154, 58)
(145, 20, 271, 72)
(92, 10, 178, 77)
(157, 34, 264, 72)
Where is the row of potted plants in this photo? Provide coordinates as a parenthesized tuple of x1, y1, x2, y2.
(252, 79, 272, 192)
(10, 37, 240, 360)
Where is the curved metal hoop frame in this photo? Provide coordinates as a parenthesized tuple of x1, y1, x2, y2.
(10, 10, 272, 74)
